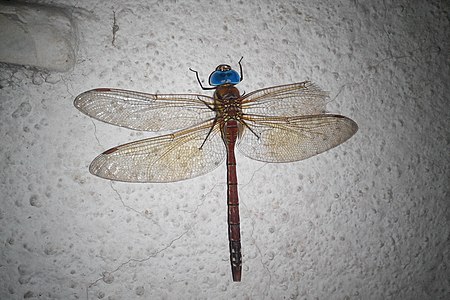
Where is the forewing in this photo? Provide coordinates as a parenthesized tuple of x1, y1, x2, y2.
(74, 88, 215, 131)
(89, 120, 226, 182)
(238, 115, 358, 163)
(241, 82, 328, 117)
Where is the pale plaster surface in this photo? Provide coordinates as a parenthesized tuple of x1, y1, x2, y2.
(0, 0, 448, 299)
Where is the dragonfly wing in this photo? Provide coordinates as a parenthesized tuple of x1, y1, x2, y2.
(74, 88, 215, 131)
(238, 115, 358, 163)
(89, 120, 226, 182)
(242, 82, 328, 117)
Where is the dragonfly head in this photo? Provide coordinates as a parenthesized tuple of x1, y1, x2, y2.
(209, 64, 241, 86)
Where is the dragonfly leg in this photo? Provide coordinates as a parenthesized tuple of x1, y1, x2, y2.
(199, 118, 218, 149)
(239, 119, 261, 140)
(238, 56, 244, 82)
(196, 96, 215, 111)
(189, 67, 215, 90)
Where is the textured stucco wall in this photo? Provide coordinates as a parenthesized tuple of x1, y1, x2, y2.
(0, 0, 448, 299)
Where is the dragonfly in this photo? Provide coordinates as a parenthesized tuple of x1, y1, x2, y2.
(74, 58, 358, 282)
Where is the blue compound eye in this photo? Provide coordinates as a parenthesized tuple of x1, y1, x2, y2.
(209, 65, 241, 86)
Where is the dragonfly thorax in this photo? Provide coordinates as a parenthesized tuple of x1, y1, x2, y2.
(214, 85, 243, 120)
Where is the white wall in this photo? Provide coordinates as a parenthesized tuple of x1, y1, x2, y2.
(0, 0, 448, 299)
